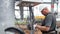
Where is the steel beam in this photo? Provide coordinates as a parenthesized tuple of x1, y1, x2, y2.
(51, 0, 54, 12)
(19, 6, 24, 20)
(29, 6, 35, 34)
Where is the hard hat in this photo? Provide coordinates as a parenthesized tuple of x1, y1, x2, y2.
(38, 4, 50, 12)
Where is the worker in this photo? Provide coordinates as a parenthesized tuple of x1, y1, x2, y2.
(35, 7, 56, 34)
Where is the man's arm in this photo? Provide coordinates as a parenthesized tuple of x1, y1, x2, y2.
(36, 25, 50, 31)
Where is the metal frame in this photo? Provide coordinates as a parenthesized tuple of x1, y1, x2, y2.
(17, 0, 59, 34)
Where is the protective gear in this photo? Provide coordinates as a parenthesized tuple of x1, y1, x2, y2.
(38, 4, 50, 12)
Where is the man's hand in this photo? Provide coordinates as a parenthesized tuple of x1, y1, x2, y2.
(35, 25, 50, 31)
(35, 25, 41, 29)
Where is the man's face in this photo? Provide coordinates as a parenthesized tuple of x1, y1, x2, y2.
(41, 8, 48, 16)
